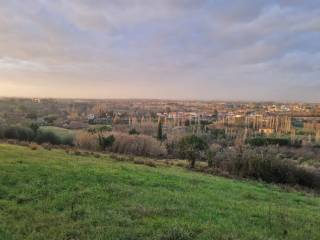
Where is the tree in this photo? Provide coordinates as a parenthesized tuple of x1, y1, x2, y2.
(129, 128, 140, 135)
(98, 135, 115, 150)
(157, 119, 163, 141)
(178, 135, 208, 168)
(26, 112, 38, 120)
(30, 122, 40, 133)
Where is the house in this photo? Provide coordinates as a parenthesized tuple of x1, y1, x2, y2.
(32, 98, 41, 103)
(87, 114, 95, 121)
(259, 128, 274, 135)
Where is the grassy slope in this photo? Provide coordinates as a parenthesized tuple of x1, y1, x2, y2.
(0, 144, 319, 240)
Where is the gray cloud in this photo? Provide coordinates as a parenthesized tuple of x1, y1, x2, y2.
(0, 0, 319, 101)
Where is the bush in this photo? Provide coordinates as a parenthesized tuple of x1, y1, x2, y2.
(42, 143, 52, 151)
(213, 146, 320, 190)
(5, 126, 19, 140)
(98, 134, 115, 150)
(61, 136, 74, 146)
(247, 137, 299, 147)
(0, 125, 4, 139)
(98, 125, 112, 132)
(74, 132, 99, 151)
(209, 128, 226, 139)
(107, 132, 167, 157)
(0, 125, 73, 147)
(129, 128, 140, 135)
(35, 130, 61, 145)
(4, 126, 35, 142)
(30, 122, 40, 133)
(144, 160, 157, 167)
(29, 143, 38, 150)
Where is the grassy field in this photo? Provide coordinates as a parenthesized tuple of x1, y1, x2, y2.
(39, 126, 79, 138)
(0, 144, 319, 240)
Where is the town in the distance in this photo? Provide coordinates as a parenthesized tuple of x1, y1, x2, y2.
(2, 97, 319, 145)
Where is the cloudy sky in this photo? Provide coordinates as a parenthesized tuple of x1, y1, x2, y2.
(0, 0, 319, 101)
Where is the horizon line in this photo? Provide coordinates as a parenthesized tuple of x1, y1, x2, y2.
(0, 95, 319, 105)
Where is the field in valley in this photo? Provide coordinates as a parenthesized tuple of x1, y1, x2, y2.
(39, 126, 79, 139)
(0, 144, 319, 240)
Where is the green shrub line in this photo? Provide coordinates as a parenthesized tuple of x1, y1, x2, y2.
(0, 125, 74, 146)
(247, 137, 302, 147)
(1, 124, 320, 191)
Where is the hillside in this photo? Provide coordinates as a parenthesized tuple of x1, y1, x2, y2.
(0, 144, 319, 240)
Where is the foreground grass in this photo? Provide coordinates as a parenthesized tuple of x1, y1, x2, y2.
(0, 144, 319, 240)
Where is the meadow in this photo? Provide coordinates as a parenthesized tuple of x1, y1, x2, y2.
(0, 144, 319, 240)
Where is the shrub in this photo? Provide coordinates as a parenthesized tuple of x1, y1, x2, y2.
(129, 128, 140, 135)
(74, 132, 99, 151)
(144, 160, 157, 167)
(0, 125, 4, 139)
(165, 132, 189, 157)
(4, 126, 35, 142)
(209, 128, 226, 139)
(213, 146, 320, 190)
(98, 134, 115, 150)
(29, 143, 38, 150)
(42, 143, 52, 151)
(247, 137, 299, 147)
(61, 136, 74, 146)
(98, 125, 112, 132)
(107, 132, 167, 157)
(35, 130, 61, 145)
(29, 122, 40, 133)
(176, 162, 186, 167)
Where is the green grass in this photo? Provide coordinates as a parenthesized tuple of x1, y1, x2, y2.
(88, 124, 112, 129)
(39, 126, 79, 138)
(0, 144, 319, 240)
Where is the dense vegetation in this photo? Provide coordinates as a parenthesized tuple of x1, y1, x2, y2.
(0, 144, 319, 240)
(0, 99, 319, 192)
(0, 125, 73, 146)
(247, 137, 301, 147)
(1, 123, 320, 191)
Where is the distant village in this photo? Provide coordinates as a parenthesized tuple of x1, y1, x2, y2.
(1, 98, 319, 145)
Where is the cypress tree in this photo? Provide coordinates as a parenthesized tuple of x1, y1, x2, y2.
(157, 119, 163, 141)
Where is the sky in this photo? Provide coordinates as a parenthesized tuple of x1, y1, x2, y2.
(0, 0, 319, 102)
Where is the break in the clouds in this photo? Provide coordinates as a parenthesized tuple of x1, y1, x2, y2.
(0, 0, 319, 101)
